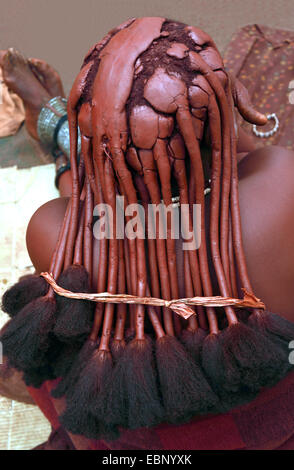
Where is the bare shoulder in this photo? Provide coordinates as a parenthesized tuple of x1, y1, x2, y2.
(26, 197, 69, 273)
(238, 145, 294, 180)
(237, 145, 294, 322)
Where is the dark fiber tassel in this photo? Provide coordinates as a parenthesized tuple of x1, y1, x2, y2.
(103, 337, 164, 430)
(21, 337, 83, 389)
(51, 340, 85, 379)
(156, 335, 218, 424)
(180, 328, 207, 364)
(110, 336, 126, 362)
(51, 338, 97, 399)
(202, 320, 290, 412)
(53, 265, 94, 342)
(60, 349, 118, 440)
(248, 309, 294, 351)
(0, 295, 56, 371)
(1, 275, 49, 318)
(201, 332, 257, 411)
(123, 338, 164, 429)
(202, 332, 224, 389)
(22, 364, 56, 388)
(220, 322, 289, 391)
(125, 327, 135, 343)
(22, 338, 65, 388)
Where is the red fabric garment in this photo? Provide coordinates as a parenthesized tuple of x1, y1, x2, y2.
(27, 382, 60, 430)
(33, 426, 75, 450)
(27, 370, 294, 450)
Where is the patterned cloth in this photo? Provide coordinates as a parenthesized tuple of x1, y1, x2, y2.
(224, 24, 294, 150)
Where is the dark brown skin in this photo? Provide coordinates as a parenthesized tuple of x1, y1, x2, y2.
(238, 145, 294, 321)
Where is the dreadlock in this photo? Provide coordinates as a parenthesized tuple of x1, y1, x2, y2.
(1, 17, 293, 439)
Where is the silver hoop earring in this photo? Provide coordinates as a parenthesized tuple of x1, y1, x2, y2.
(252, 113, 279, 138)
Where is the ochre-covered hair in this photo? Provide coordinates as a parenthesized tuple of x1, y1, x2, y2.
(64, 17, 267, 341)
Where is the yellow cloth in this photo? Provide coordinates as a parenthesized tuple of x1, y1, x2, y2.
(0, 67, 25, 138)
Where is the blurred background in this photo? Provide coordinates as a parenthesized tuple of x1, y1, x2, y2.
(1, 0, 294, 93)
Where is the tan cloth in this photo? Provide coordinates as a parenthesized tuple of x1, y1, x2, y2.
(0, 67, 25, 137)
